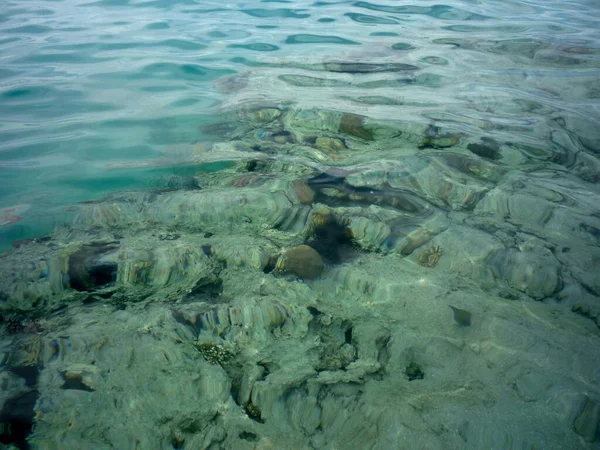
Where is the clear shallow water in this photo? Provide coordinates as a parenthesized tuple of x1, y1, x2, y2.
(1, 0, 600, 448)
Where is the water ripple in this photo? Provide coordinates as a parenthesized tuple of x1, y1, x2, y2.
(0, 0, 599, 249)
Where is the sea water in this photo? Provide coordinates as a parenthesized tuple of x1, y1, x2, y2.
(1, 0, 600, 448)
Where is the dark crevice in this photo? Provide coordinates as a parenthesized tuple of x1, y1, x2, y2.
(405, 362, 424, 381)
(171, 437, 185, 449)
(467, 137, 501, 160)
(307, 306, 322, 318)
(0, 389, 38, 449)
(344, 325, 353, 344)
(201, 245, 213, 257)
(376, 334, 391, 368)
(239, 431, 259, 442)
(307, 214, 355, 265)
(256, 362, 271, 380)
(68, 243, 119, 292)
(230, 380, 241, 406)
(60, 371, 95, 392)
(9, 366, 39, 389)
(184, 276, 224, 303)
(171, 310, 201, 338)
(262, 255, 278, 274)
(246, 160, 258, 172)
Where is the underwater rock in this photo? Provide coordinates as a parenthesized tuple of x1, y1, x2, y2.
(115, 241, 218, 289)
(72, 199, 141, 229)
(478, 186, 550, 220)
(508, 367, 553, 403)
(226, 172, 274, 189)
(314, 136, 347, 157)
(281, 108, 376, 143)
(276, 245, 325, 279)
(316, 360, 381, 384)
(343, 156, 491, 211)
(272, 130, 295, 144)
(415, 225, 504, 282)
(0, 234, 229, 312)
(487, 190, 549, 223)
(173, 299, 293, 338)
(184, 275, 223, 303)
(559, 115, 600, 155)
(211, 237, 277, 271)
(151, 189, 297, 231)
(284, 109, 342, 135)
(272, 204, 313, 234)
(573, 397, 599, 442)
(397, 226, 437, 255)
(250, 129, 293, 145)
(434, 152, 506, 183)
(311, 166, 434, 213)
(292, 180, 315, 204)
(0, 248, 69, 312)
(572, 151, 600, 183)
(339, 114, 374, 141)
(555, 245, 600, 296)
(328, 203, 448, 256)
(237, 364, 265, 406)
(487, 247, 561, 300)
(3, 334, 43, 368)
(345, 216, 392, 252)
(241, 107, 281, 125)
(419, 125, 462, 149)
(283, 390, 321, 434)
(475, 177, 600, 269)
(467, 137, 501, 160)
(73, 177, 305, 232)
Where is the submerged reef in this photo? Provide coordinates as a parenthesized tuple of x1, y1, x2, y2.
(0, 104, 599, 449)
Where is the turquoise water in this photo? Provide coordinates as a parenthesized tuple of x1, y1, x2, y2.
(1, 0, 600, 448)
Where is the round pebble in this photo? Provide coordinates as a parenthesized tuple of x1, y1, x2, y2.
(277, 245, 324, 279)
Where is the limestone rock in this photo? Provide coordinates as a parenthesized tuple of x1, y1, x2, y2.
(276, 245, 325, 279)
